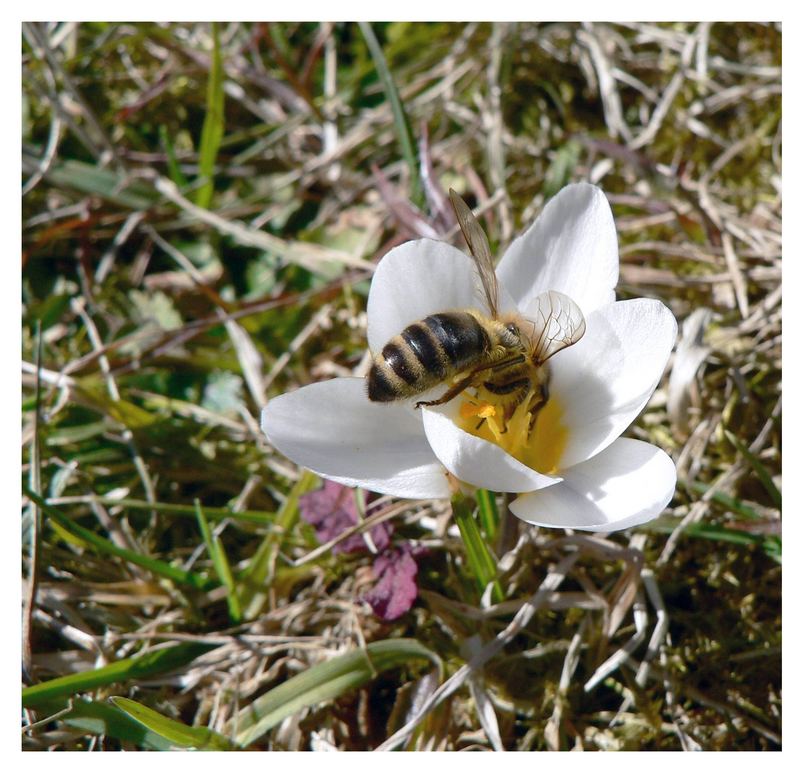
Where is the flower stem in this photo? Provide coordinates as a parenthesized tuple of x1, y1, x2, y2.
(475, 488, 499, 544)
(451, 491, 504, 603)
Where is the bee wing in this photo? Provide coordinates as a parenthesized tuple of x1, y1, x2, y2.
(527, 291, 587, 363)
(449, 189, 499, 318)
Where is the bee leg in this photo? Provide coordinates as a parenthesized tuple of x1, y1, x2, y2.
(530, 382, 549, 415)
(415, 373, 478, 409)
(526, 383, 550, 433)
(482, 379, 530, 433)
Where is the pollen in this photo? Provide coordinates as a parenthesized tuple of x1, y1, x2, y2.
(457, 388, 567, 475)
(459, 401, 497, 420)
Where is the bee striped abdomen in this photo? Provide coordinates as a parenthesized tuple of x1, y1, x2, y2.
(401, 324, 445, 378)
(367, 311, 490, 402)
(423, 313, 488, 365)
(381, 342, 418, 384)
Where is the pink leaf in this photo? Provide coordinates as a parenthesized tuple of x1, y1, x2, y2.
(299, 479, 392, 554)
(364, 543, 420, 621)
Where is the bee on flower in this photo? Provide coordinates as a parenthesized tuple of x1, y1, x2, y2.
(262, 183, 677, 532)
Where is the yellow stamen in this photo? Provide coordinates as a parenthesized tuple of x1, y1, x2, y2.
(457, 388, 568, 475)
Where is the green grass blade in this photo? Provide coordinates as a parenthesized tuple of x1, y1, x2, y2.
(74, 378, 160, 428)
(239, 470, 318, 620)
(23, 643, 210, 709)
(762, 536, 782, 564)
(27, 488, 212, 590)
(32, 158, 157, 209)
(49, 496, 274, 526)
(159, 124, 189, 188)
(685, 480, 761, 520)
(232, 638, 440, 747)
(111, 697, 235, 750)
(452, 492, 504, 603)
(52, 698, 177, 750)
(646, 519, 764, 546)
(542, 139, 581, 198)
(24, 322, 43, 679)
(358, 22, 422, 208)
(194, 22, 225, 209)
(648, 513, 781, 563)
(195, 500, 242, 623)
(724, 430, 782, 509)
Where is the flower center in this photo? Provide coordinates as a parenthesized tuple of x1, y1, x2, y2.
(457, 387, 567, 475)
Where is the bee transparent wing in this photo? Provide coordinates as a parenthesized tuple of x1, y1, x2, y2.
(527, 291, 587, 363)
(449, 188, 499, 318)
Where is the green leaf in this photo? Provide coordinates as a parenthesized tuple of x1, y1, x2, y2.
(194, 22, 225, 209)
(111, 697, 235, 750)
(358, 22, 422, 208)
(27, 488, 212, 590)
(129, 289, 183, 330)
(232, 638, 440, 747)
(23, 643, 210, 709)
(201, 371, 246, 416)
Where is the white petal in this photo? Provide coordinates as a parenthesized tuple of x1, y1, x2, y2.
(366, 238, 517, 353)
(550, 298, 677, 468)
(509, 438, 676, 532)
(367, 239, 478, 353)
(261, 378, 450, 499)
(496, 183, 619, 317)
(421, 405, 561, 494)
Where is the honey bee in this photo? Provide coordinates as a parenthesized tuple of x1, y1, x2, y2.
(367, 189, 586, 427)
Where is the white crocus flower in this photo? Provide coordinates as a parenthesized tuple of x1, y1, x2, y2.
(262, 183, 678, 532)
